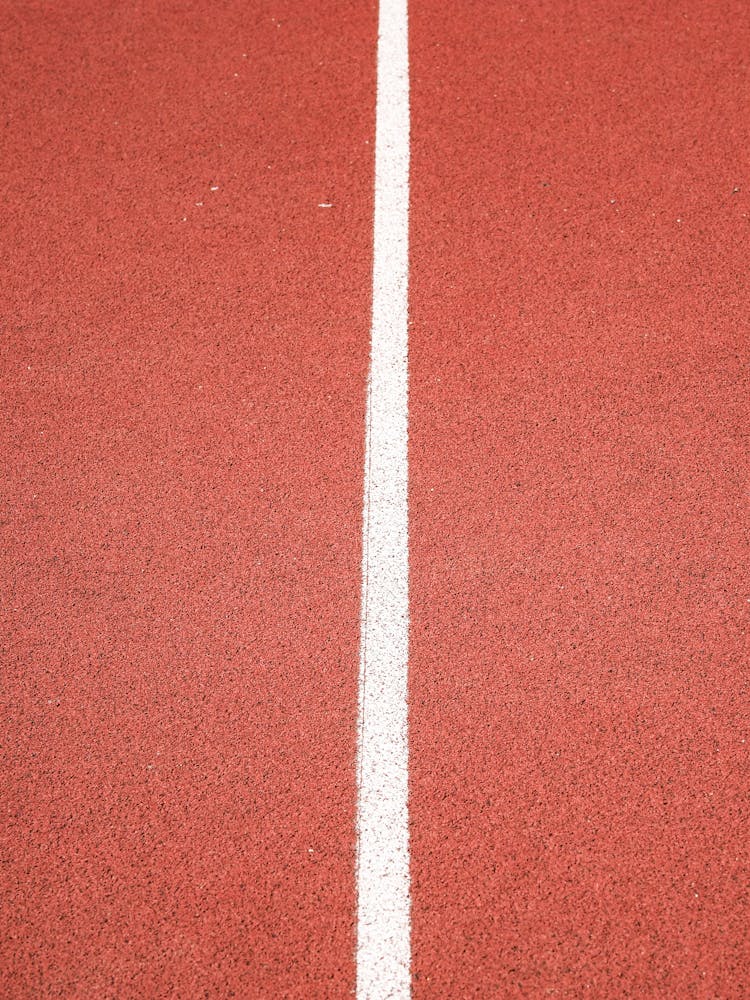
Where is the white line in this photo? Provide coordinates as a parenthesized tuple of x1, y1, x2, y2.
(355, 0, 411, 997)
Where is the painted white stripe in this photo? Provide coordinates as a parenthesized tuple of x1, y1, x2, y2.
(355, 0, 411, 997)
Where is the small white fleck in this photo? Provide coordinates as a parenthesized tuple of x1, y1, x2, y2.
(609, 199, 616, 204)
(196, 201, 203, 207)
(210, 185, 219, 191)
(677, 218, 682, 223)
(308, 847, 314, 854)
(318, 202, 333, 208)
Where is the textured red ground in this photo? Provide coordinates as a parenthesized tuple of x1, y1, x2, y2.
(3, 0, 750, 997)
(409, 0, 749, 996)
(0, 2, 375, 996)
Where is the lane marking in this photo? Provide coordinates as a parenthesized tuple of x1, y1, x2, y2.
(355, 0, 411, 997)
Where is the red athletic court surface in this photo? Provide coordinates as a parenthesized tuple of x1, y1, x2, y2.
(2, 0, 749, 997)
(409, 1, 749, 996)
(2, 2, 375, 995)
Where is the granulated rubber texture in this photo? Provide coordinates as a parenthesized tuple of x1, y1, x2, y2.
(2, 0, 749, 997)
(1, 2, 375, 996)
(409, 1, 749, 997)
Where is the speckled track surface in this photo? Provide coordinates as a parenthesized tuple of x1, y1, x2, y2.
(409, 1, 749, 997)
(1, 2, 375, 996)
(2, 0, 749, 997)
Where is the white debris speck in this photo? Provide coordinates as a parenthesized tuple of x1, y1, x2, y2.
(318, 202, 333, 208)
(196, 201, 203, 206)
(210, 185, 219, 191)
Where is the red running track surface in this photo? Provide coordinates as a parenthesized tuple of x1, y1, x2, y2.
(1, 1, 375, 996)
(2, 0, 749, 997)
(409, 0, 749, 996)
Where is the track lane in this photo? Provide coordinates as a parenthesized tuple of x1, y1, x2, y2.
(1, 2, 376, 996)
(409, 1, 749, 996)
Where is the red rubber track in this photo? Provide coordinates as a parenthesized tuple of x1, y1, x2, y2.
(409, 1, 749, 996)
(1, 2, 375, 996)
